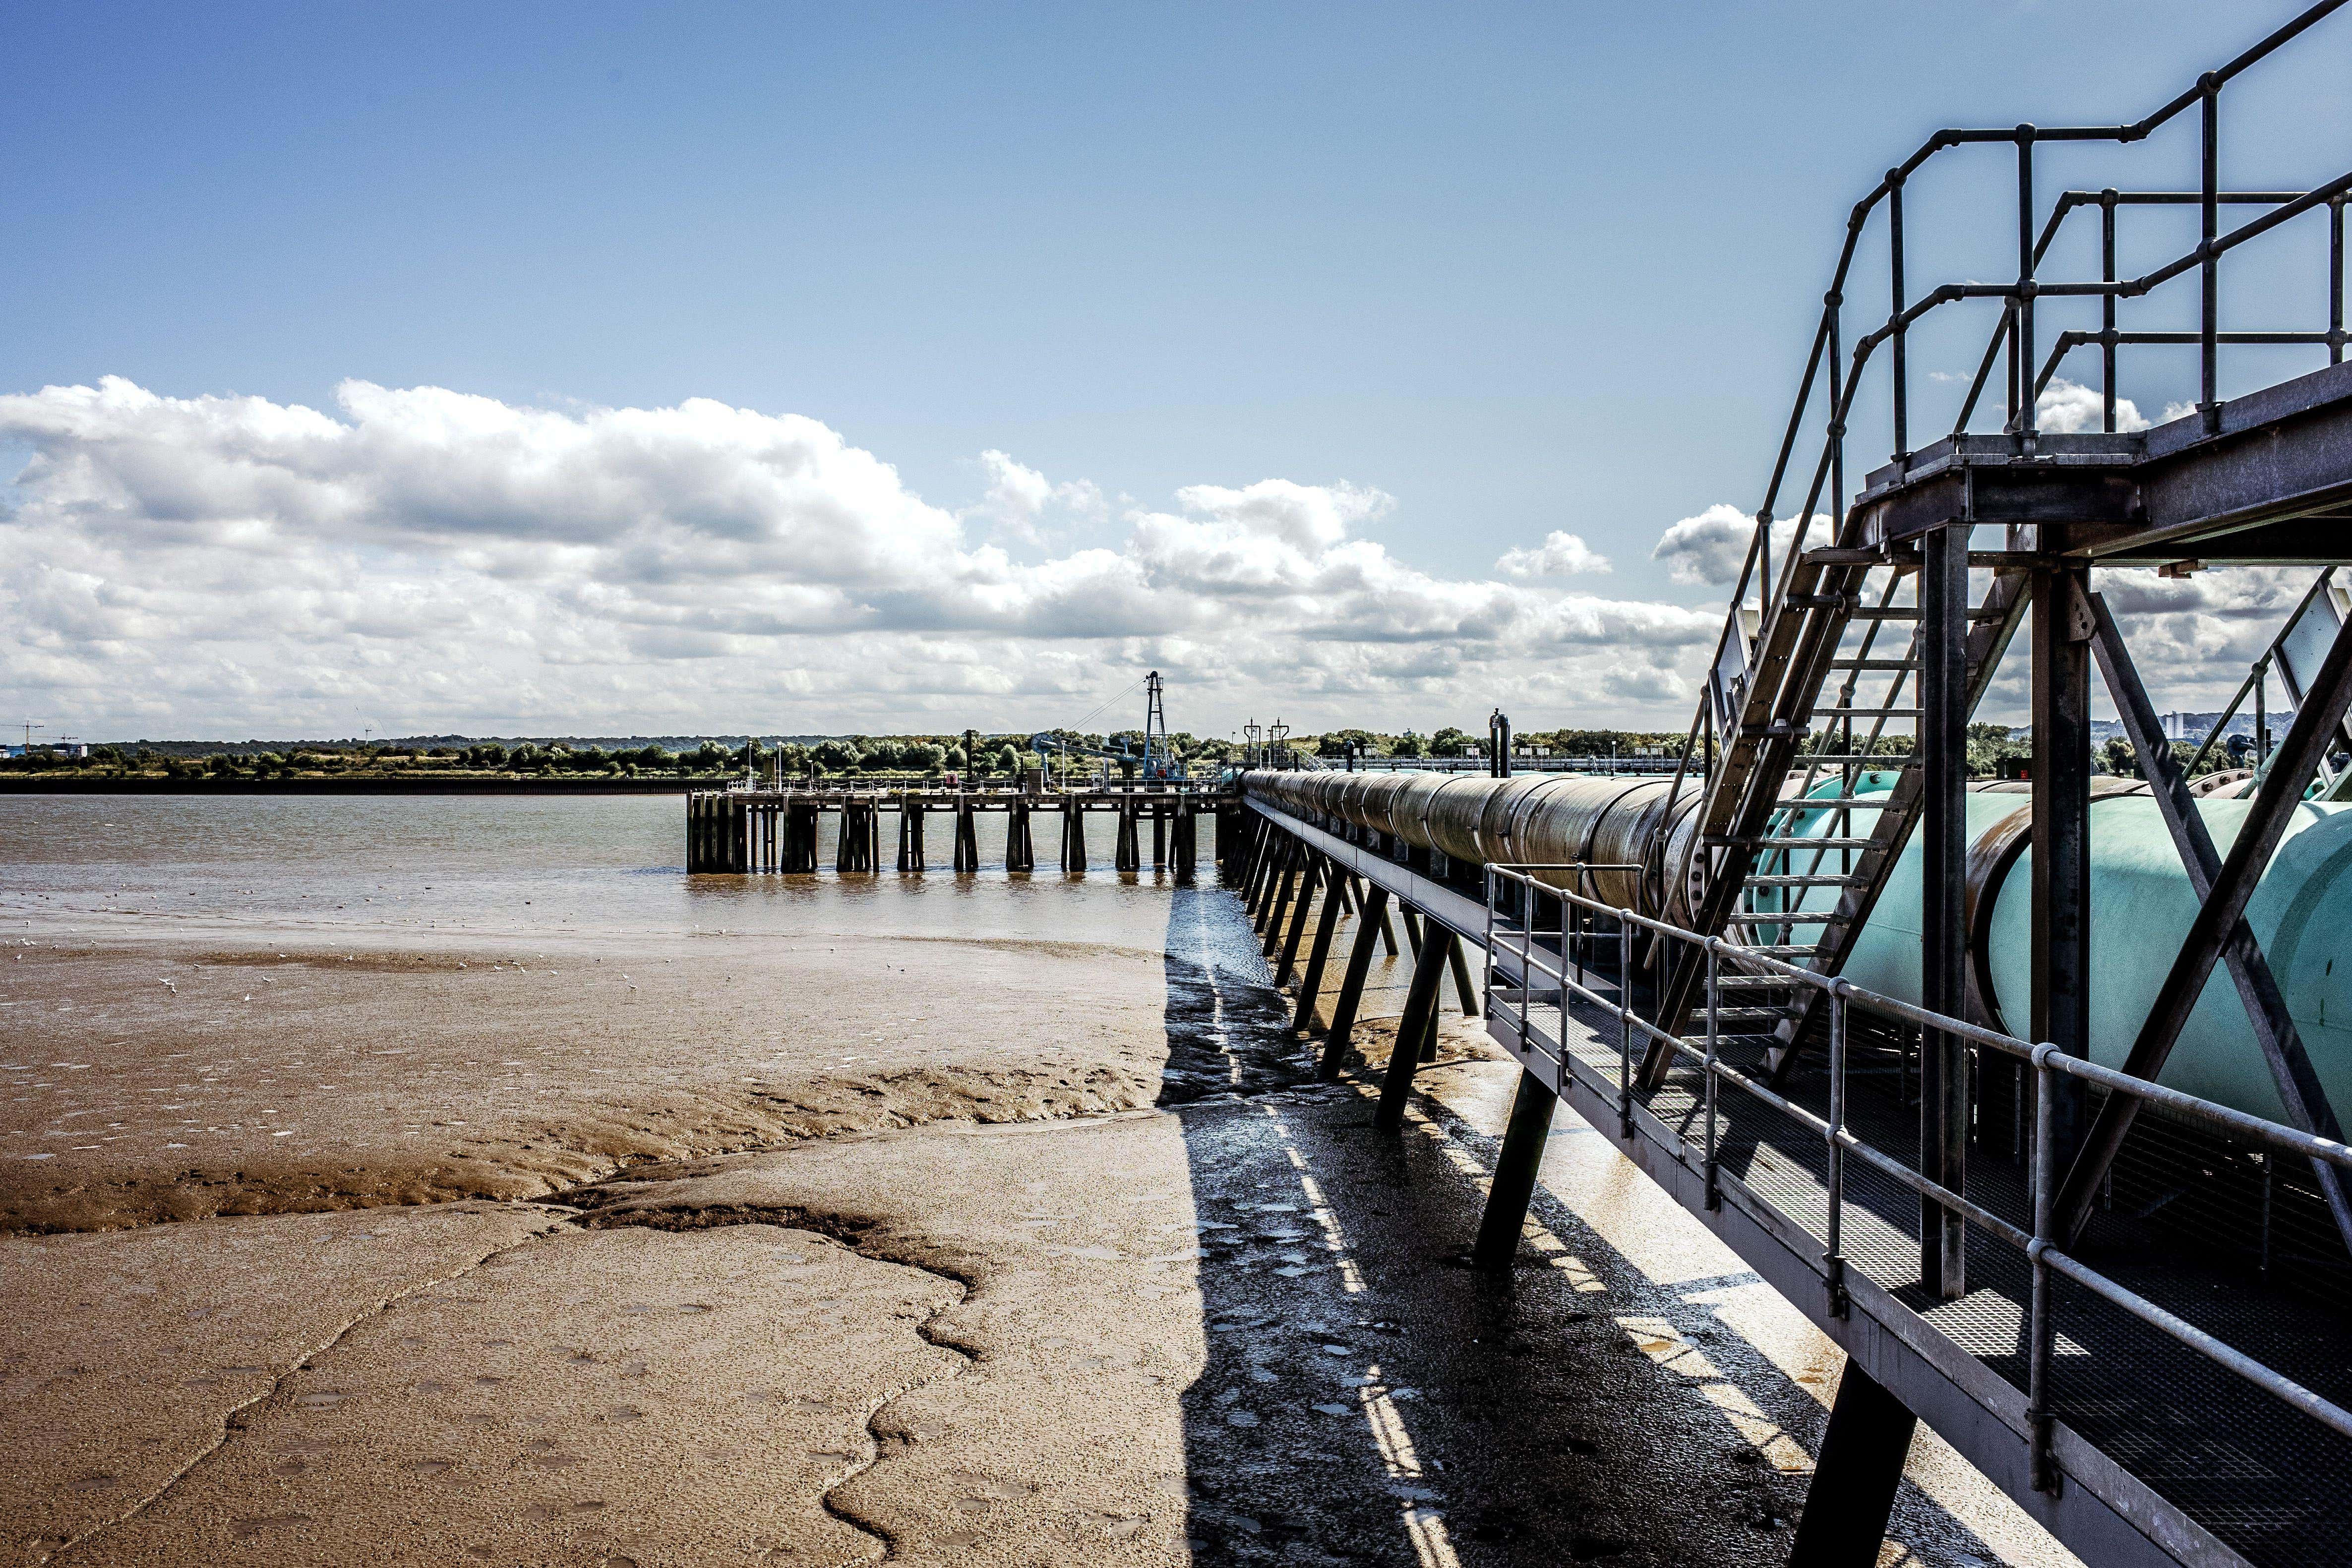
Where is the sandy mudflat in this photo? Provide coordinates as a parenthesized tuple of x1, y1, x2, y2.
(0, 795, 2072, 1567)
(0, 925, 1167, 1232)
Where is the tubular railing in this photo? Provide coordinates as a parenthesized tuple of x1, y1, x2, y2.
(1480, 860, 2352, 1493)
(1694, 0, 2352, 750)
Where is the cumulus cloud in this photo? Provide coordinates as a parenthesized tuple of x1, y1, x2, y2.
(2036, 377, 2151, 435)
(1496, 530, 1610, 578)
(967, 449, 1105, 544)
(0, 378, 1723, 736)
(1651, 503, 1833, 587)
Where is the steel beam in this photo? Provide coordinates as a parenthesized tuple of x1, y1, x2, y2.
(1377, 915, 1453, 1130)
(1262, 842, 1299, 952)
(1446, 933, 1480, 1018)
(1278, 854, 1325, 987)
(1920, 522, 1970, 1298)
(1788, 1362, 1919, 1568)
(2061, 590, 2352, 1246)
(1293, 866, 1347, 1033)
(2031, 565, 2095, 1174)
(1470, 1067, 1558, 1271)
(1321, 883, 1390, 1080)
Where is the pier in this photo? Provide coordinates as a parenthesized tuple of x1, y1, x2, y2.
(683, 783, 1218, 877)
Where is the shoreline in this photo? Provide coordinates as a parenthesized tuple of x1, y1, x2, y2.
(0, 777, 717, 795)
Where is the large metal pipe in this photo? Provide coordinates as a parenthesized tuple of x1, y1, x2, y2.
(1243, 768, 2352, 1123)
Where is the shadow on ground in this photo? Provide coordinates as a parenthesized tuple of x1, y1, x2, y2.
(1155, 877, 2024, 1568)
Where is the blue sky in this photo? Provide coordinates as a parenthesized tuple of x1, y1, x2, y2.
(4, 1, 2347, 739)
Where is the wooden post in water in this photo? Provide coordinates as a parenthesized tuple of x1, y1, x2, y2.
(955, 797, 980, 872)
(898, 801, 925, 872)
(1151, 801, 1167, 870)
(786, 800, 817, 872)
(1114, 799, 1140, 873)
(1174, 799, 1196, 882)
(1061, 797, 1087, 872)
(1006, 799, 1034, 872)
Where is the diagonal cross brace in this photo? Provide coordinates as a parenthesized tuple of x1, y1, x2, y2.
(2057, 587, 2352, 1246)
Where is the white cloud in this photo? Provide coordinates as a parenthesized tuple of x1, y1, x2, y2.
(0, 378, 1724, 736)
(968, 449, 1105, 544)
(1496, 530, 1610, 578)
(1651, 503, 1831, 587)
(2036, 377, 2151, 435)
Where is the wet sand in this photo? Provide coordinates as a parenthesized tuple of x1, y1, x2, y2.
(0, 795, 2076, 1566)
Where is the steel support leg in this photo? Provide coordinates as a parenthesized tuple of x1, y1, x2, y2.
(1278, 855, 1323, 985)
(1377, 916, 1453, 1130)
(1471, 1067, 1557, 1270)
(1787, 1361, 1917, 1568)
(1253, 831, 1290, 926)
(1264, 847, 1300, 955)
(1321, 885, 1389, 1080)
(2031, 565, 2093, 1174)
(1920, 522, 1969, 1299)
(1294, 868, 1347, 1032)
(1447, 933, 1479, 1018)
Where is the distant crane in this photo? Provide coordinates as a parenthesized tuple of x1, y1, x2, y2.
(1030, 670, 1185, 783)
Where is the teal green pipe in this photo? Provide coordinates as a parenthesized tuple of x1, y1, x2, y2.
(1781, 784, 2352, 1122)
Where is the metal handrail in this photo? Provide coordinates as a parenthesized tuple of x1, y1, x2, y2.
(1480, 860, 2352, 1490)
(1695, 2, 2352, 749)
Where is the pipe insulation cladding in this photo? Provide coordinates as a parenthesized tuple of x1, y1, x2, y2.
(1241, 769, 2352, 1124)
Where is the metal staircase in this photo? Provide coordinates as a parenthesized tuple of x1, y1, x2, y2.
(1643, 526, 2029, 1084)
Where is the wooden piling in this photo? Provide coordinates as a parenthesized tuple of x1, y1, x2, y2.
(1174, 800, 1196, 882)
(1151, 802, 1167, 870)
(955, 798, 980, 872)
(1061, 798, 1087, 872)
(1115, 799, 1141, 873)
(786, 800, 817, 872)
(1006, 799, 1034, 872)
(898, 801, 927, 872)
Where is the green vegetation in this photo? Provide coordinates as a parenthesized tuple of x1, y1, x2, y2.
(8, 721, 2236, 786)
(0, 729, 1238, 784)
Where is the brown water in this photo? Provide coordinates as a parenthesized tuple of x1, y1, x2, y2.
(0, 793, 1233, 1231)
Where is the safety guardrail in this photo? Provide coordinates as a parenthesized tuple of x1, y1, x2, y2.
(1481, 861, 2352, 1492)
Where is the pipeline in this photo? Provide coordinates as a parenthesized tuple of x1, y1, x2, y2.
(1241, 768, 2352, 1124)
